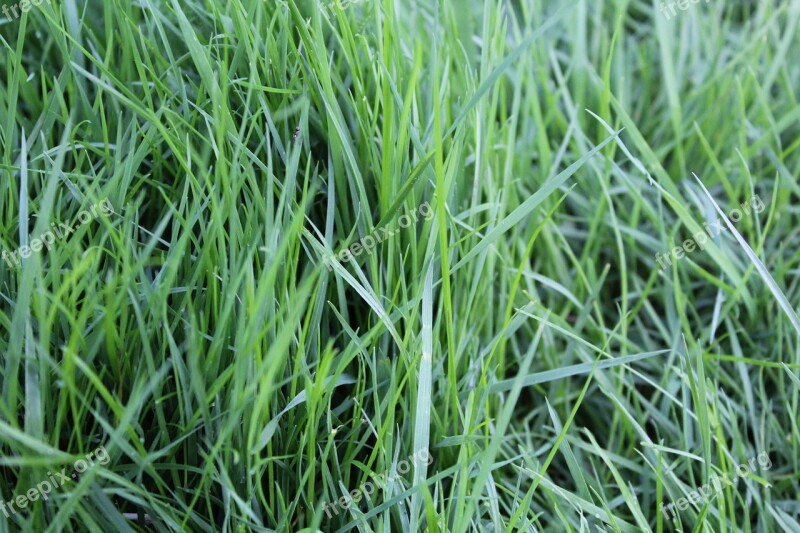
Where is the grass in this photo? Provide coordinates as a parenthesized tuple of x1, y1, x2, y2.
(1, 0, 799, 531)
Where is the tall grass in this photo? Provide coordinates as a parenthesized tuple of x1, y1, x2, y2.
(0, 0, 798, 531)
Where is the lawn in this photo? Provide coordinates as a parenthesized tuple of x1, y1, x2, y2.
(1, 0, 799, 531)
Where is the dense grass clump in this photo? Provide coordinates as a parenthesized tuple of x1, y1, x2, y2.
(1, 0, 799, 531)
